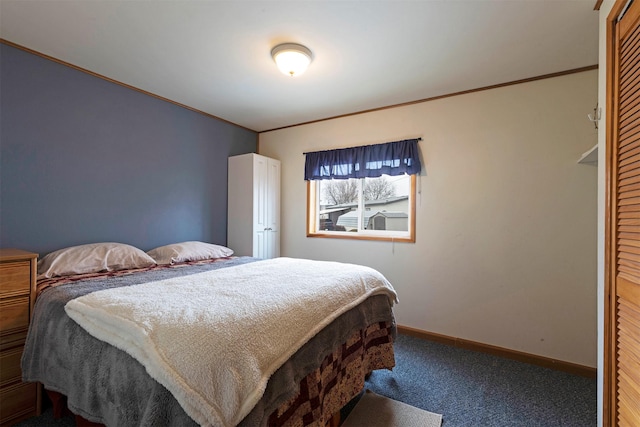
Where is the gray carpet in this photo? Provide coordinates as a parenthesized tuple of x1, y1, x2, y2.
(15, 334, 596, 427)
(360, 334, 597, 427)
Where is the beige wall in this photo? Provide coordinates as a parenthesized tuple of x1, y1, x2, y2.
(259, 70, 598, 367)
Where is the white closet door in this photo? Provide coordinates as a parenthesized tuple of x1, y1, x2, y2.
(266, 158, 281, 258)
(253, 155, 269, 233)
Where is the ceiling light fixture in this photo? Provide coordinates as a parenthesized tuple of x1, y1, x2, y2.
(271, 43, 312, 77)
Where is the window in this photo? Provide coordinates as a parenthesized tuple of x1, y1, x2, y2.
(307, 173, 416, 242)
(305, 138, 421, 242)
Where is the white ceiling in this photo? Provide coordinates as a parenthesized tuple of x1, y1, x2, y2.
(0, 0, 599, 132)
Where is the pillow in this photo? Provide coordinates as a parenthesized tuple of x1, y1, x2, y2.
(37, 242, 156, 279)
(147, 241, 234, 265)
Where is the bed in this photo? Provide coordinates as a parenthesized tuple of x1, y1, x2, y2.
(21, 242, 398, 427)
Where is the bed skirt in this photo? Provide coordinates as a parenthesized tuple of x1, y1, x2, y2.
(269, 320, 395, 426)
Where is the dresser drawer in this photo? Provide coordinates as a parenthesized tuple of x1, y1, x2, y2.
(0, 250, 39, 424)
(0, 382, 37, 425)
(0, 297, 29, 333)
(0, 346, 23, 388)
(0, 262, 31, 299)
(0, 330, 27, 353)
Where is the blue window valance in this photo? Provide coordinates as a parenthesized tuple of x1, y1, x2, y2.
(304, 138, 422, 181)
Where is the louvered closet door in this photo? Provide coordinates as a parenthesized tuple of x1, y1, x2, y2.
(610, 1, 640, 425)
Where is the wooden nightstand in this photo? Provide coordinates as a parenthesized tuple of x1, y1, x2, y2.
(0, 249, 40, 426)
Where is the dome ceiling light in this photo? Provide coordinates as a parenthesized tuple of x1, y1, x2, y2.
(271, 43, 312, 77)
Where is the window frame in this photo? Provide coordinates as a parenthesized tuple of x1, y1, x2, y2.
(306, 174, 416, 242)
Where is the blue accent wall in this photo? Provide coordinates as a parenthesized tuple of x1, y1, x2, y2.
(0, 44, 257, 255)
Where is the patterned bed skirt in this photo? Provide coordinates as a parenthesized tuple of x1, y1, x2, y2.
(45, 321, 395, 427)
(268, 320, 395, 427)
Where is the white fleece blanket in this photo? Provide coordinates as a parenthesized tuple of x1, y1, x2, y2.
(64, 257, 398, 427)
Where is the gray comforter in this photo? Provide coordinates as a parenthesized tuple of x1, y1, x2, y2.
(22, 257, 395, 427)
